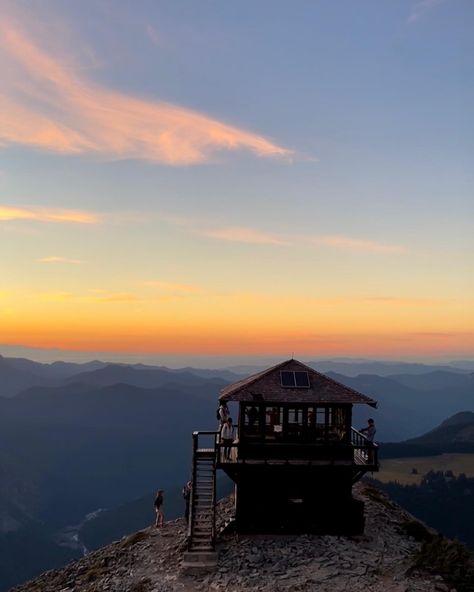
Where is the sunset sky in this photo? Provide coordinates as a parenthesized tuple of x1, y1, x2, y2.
(0, 0, 473, 362)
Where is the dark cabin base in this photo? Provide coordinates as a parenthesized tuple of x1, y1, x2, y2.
(234, 497, 365, 535)
(232, 466, 366, 535)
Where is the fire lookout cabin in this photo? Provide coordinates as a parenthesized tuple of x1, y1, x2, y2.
(186, 359, 378, 559)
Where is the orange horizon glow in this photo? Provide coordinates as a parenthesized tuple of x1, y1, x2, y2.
(1, 283, 472, 358)
(1, 330, 473, 358)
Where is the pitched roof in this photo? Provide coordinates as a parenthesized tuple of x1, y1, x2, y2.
(219, 359, 377, 407)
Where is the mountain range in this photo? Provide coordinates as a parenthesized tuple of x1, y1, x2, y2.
(0, 353, 473, 591)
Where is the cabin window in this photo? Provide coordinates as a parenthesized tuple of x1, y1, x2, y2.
(304, 406, 329, 441)
(330, 406, 349, 442)
(242, 405, 261, 438)
(265, 406, 283, 439)
(286, 406, 306, 440)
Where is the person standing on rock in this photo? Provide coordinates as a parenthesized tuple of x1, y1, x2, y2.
(154, 489, 164, 528)
(182, 480, 192, 524)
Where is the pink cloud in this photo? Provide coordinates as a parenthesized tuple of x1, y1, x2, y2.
(143, 281, 202, 293)
(407, 0, 447, 24)
(309, 235, 407, 254)
(37, 256, 83, 264)
(0, 205, 99, 224)
(203, 226, 291, 246)
(0, 22, 290, 165)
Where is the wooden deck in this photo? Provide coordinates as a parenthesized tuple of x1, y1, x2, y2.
(215, 430, 378, 470)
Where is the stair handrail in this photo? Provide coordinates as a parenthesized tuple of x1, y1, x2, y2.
(189, 430, 218, 550)
(188, 431, 199, 543)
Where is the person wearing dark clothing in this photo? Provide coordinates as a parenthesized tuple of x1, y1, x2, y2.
(154, 489, 164, 528)
(182, 480, 192, 524)
(360, 419, 376, 463)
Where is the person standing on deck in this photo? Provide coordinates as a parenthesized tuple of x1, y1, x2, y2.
(218, 401, 230, 428)
(360, 418, 376, 463)
(221, 417, 235, 460)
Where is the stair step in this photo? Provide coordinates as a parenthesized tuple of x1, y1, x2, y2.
(189, 546, 214, 552)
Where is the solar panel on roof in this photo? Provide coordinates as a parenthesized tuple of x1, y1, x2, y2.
(295, 371, 310, 387)
(280, 370, 310, 388)
(280, 371, 296, 387)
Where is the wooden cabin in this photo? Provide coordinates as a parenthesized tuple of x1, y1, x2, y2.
(186, 359, 378, 560)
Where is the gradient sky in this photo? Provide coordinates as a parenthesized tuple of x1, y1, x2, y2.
(0, 0, 473, 361)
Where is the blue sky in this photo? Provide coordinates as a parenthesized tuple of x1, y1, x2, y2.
(0, 0, 472, 361)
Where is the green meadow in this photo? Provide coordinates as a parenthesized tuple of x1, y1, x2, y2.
(377, 453, 474, 485)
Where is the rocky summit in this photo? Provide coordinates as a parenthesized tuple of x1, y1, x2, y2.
(10, 483, 471, 592)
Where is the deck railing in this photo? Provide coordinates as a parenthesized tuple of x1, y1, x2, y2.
(193, 426, 378, 467)
(351, 427, 378, 467)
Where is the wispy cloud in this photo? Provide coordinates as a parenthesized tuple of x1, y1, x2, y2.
(199, 223, 406, 253)
(93, 293, 139, 303)
(357, 296, 441, 306)
(40, 292, 74, 302)
(308, 235, 407, 254)
(37, 256, 83, 264)
(143, 281, 202, 293)
(0, 21, 291, 165)
(203, 226, 291, 246)
(37, 290, 139, 304)
(145, 24, 160, 47)
(407, 0, 447, 24)
(0, 205, 99, 224)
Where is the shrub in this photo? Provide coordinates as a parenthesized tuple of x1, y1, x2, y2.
(414, 535, 474, 592)
(120, 530, 149, 548)
(400, 519, 433, 542)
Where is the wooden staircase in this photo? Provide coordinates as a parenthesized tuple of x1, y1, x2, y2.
(184, 431, 218, 568)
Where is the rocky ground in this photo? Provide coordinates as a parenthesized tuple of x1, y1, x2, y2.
(11, 483, 468, 592)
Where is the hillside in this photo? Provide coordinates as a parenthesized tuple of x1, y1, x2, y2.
(407, 411, 474, 446)
(381, 412, 474, 459)
(10, 483, 474, 592)
(331, 372, 474, 441)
